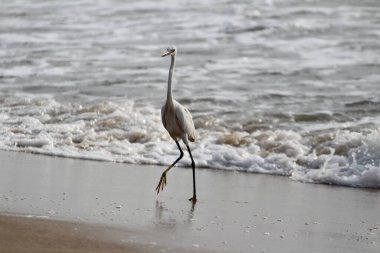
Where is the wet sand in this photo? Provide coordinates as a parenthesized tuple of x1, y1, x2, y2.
(0, 215, 142, 253)
(0, 150, 379, 253)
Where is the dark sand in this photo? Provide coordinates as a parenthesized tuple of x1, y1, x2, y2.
(0, 150, 379, 253)
(0, 215, 142, 253)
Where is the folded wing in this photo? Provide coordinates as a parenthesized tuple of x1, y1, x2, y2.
(174, 101, 196, 142)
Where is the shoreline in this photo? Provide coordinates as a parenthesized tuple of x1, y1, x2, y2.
(1, 150, 379, 253)
(3, 148, 379, 190)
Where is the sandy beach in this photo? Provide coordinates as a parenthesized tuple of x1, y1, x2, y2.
(0, 215, 144, 253)
(0, 150, 379, 253)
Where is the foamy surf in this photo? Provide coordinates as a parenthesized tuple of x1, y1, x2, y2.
(0, 93, 379, 188)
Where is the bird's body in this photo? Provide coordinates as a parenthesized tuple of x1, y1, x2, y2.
(161, 99, 196, 143)
(156, 46, 197, 203)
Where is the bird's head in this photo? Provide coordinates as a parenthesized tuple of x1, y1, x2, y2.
(161, 46, 177, 57)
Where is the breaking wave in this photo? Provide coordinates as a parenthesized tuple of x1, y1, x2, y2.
(0, 94, 379, 188)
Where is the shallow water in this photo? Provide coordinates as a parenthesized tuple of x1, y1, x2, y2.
(0, 0, 380, 187)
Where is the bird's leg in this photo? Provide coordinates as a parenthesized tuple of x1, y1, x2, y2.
(186, 144, 197, 203)
(156, 140, 183, 194)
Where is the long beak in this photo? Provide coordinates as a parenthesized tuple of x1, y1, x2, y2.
(161, 51, 170, 57)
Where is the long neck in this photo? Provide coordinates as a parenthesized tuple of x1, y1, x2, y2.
(167, 54, 176, 101)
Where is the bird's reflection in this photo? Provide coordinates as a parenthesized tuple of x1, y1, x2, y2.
(187, 201, 196, 223)
(154, 200, 166, 220)
(154, 200, 196, 229)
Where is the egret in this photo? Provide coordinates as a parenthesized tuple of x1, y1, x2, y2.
(156, 46, 197, 203)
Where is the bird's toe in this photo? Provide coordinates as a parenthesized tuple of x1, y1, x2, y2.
(156, 173, 167, 194)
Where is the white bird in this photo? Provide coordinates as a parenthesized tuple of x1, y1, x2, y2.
(156, 46, 197, 203)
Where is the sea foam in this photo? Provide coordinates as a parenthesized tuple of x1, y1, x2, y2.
(0, 93, 379, 188)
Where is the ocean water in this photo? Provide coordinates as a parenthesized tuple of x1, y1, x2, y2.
(0, 0, 379, 188)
